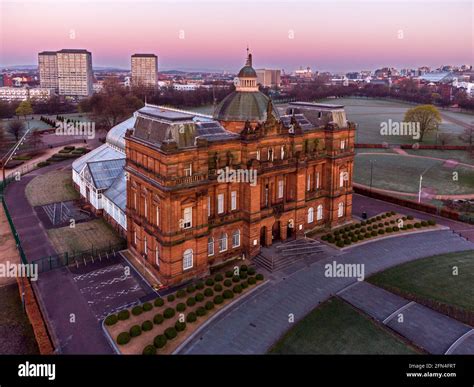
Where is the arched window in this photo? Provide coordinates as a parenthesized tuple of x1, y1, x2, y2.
(307, 207, 314, 223)
(317, 204, 323, 221)
(338, 202, 345, 218)
(183, 249, 193, 270)
(155, 244, 160, 267)
(208, 237, 214, 256)
(219, 233, 228, 252)
(232, 230, 240, 248)
(340, 171, 346, 188)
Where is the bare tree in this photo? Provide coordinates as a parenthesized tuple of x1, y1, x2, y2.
(7, 120, 25, 142)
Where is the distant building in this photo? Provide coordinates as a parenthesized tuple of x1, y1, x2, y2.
(172, 83, 199, 91)
(131, 54, 158, 89)
(256, 69, 281, 88)
(38, 51, 59, 92)
(418, 72, 454, 84)
(0, 86, 54, 102)
(294, 66, 312, 78)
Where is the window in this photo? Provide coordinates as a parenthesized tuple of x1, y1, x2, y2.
(219, 233, 228, 252)
(217, 194, 224, 214)
(264, 186, 269, 207)
(307, 173, 311, 191)
(280, 145, 285, 160)
(338, 202, 344, 218)
(134, 230, 137, 245)
(183, 249, 193, 270)
(308, 207, 314, 223)
(144, 236, 147, 255)
(144, 198, 147, 219)
(156, 205, 160, 226)
(207, 196, 211, 217)
(155, 245, 160, 267)
(278, 179, 284, 199)
(184, 163, 192, 176)
(268, 148, 273, 161)
(133, 192, 137, 209)
(317, 204, 323, 221)
(231, 191, 237, 211)
(340, 171, 345, 188)
(316, 172, 320, 189)
(183, 207, 192, 229)
(340, 139, 345, 150)
(232, 230, 241, 247)
(208, 237, 214, 256)
(256, 149, 260, 160)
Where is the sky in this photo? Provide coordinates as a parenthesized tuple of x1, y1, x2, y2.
(0, 0, 472, 73)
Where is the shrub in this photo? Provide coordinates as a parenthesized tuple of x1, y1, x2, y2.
(143, 345, 156, 355)
(351, 236, 358, 243)
(186, 297, 196, 307)
(378, 229, 384, 235)
(213, 284, 222, 292)
(164, 308, 175, 319)
(386, 227, 393, 233)
(223, 279, 232, 287)
(196, 307, 207, 317)
(344, 239, 351, 245)
(256, 273, 264, 281)
(186, 312, 197, 323)
(205, 278, 215, 286)
(167, 294, 175, 302)
(154, 298, 164, 307)
(407, 215, 414, 220)
(205, 301, 214, 310)
(195, 292, 204, 302)
(376, 216, 381, 220)
(390, 211, 396, 215)
(176, 303, 186, 312)
(390, 220, 395, 224)
(104, 314, 118, 326)
(402, 216, 407, 221)
(223, 289, 234, 299)
(117, 332, 130, 345)
(239, 272, 248, 280)
(132, 306, 143, 316)
(367, 226, 372, 231)
(361, 221, 367, 226)
(233, 285, 242, 294)
(177, 289, 186, 298)
(214, 273, 224, 282)
(164, 327, 177, 340)
(232, 275, 240, 283)
(240, 265, 248, 272)
(129, 325, 142, 337)
(142, 320, 153, 332)
(381, 214, 386, 219)
(153, 335, 167, 349)
(214, 295, 224, 305)
(407, 224, 414, 229)
(392, 226, 399, 232)
(358, 234, 364, 240)
(186, 285, 196, 293)
(364, 233, 370, 238)
(117, 309, 130, 321)
(247, 267, 256, 276)
(153, 313, 164, 325)
(143, 302, 153, 312)
(414, 223, 421, 228)
(241, 281, 249, 289)
(321, 235, 328, 241)
(204, 288, 214, 297)
(421, 221, 428, 227)
(37, 161, 50, 168)
(384, 221, 389, 226)
(248, 277, 257, 285)
(360, 228, 366, 233)
(428, 219, 436, 226)
(175, 321, 186, 332)
(371, 231, 377, 237)
(225, 271, 234, 278)
(196, 281, 205, 290)
(336, 240, 345, 248)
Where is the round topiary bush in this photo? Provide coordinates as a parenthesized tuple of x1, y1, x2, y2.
(336, 240, 345, 248)
(233, 285, 242, 294)
(223, 289, 234, 299)
(344, 239, 351, 245)
(428, 219, 436, 226)
(143, 302, 153, 312)
(196, 307, 207, 317)
(239, 272, 248, 280)
(129, 325, 142, 337)
(232, 275, 240, 283)
(132, 306, 143, 316)
(214, 273, 224, 282)
(241, 281, 249, 289)
(153, 313, 164, 325)
(390, 211, 396, 215)
(223, 279, 232, 287)
(248, 267, 256, 276)
(164, 308, 175, 319)
(177, 289, 186, 298)
(240, 264, 248, 272)
(351, 236, 358, 243)
(407, 215, 414, 220)
(386, 227, 393, 233)
(371, 231, 377, 237)
(117, 332, 130, 345)
(205, 278, 215, 286)
(143, 345, 156, 355)
(186, 285, 196, 293)
(195, 292, 204, 302)
(358, 234, 364, 240)
(154, 298, 164, 307)
(104, 314, 118, 326)
(153, 334, 167, 349)
(378, 229, 384, 235)
(186, 297, 196, 307)
(225, 270, 233, 278)
(167, 294, 175, 302)
(196, 281, 205, 290)
(117, 309, 130, 321)
(175, 321, 186, 332)
(421, 221, 428, 227)
(186, 312, 197, 323)
(392, 226, 399, 232)
(214, 295, 224, 305)
(256, 273, 264, 281)
(205, 301, 214, 310)
(176, 303, 186, 312)
(164, 327, 177, 340)
(204, 288, 214, 297)
(142, 320, 153, 332)
(213, 284, 222, 292)
(414, 223, 421, 228)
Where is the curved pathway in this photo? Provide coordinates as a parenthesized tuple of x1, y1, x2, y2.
(179, 230, 474, 354)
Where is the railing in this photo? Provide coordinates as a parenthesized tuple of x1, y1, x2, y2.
(1, 195, 28, 265)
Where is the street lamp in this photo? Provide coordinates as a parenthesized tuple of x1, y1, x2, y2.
(418, 164, 435, 203)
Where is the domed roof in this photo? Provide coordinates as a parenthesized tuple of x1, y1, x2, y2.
(238, 65, 257, 78)
(213, 91, 280, 122)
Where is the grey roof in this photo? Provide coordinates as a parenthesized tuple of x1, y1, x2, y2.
(72, 143, 125, 173)
(280, 114, 315, 131)
(104, 170, 126, 211)
(106, 116, 136, 150)
(213, 91, 279, 122)
(86, 158, 125, 190)
(238, 65, 257, 78)
(419, 72, 453, 83)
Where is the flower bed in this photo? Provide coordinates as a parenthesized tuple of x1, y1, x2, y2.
(320, 211, 439, 248)
(104, 264, 265, 355)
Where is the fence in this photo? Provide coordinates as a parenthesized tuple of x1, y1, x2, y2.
(1, 196, 28, 265)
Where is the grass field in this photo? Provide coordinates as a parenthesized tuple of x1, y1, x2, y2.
(47, 219, 124, 255)
(368, 251, 474, 313)
(269, 298, 418, 354)
(403, 149, 474, 165)
(25, 169, 79, 207)
(354, 153, 474, 195)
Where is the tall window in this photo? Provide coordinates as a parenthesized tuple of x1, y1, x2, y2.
(207, 196, 211, 217)
(184, 163, 192, 176)
(280, 145, 285, 160)
(232, 229, 241, 248)
(134, 230, 137, 245)
(183, 249, 193, 270)
(144, 198, 147, 219)
(338, 202, 344, 218)
(217, 194, 224, 214)
(340, 139, 346, 150)
(278, 179, 284, 199)
(308, 207, 314, 223)
(208, 237, 214, 256)
(156, 205, 160, 226)
(307, 173, 311, 191)
(183, 207, 192, 229)
(340, 171, 345, 188)
(317, 204, 323, 221)
(231, 191, 237, 211)
(268, 147, 274, 161)
(133, 192, 137, 209)
(155, 244, 160, 267)
(316, 172, 320, 189)
(264, 185, 269, 207)
(256, 149, 260, 160)
(144, 236, 147, 255)
(219, 233, 228, 252)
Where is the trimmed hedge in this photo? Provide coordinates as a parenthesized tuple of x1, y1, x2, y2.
(233, 285, 242, 294)
(141, 320, 153, 332)
(117, 310, 130, 321)
(195, 292, 204, 302)
(167, 294, 175, 302)
(186, 312, 197, 323)
(256, 273, 264, 281)
(223, 290, 234, 299)
(154, 298, 164, 307)
(153, 335, 167, 349)
(129, 325, 142, 337)
(205, 278, 215, 286)
(164, 308, 176, 319)
(248, 277, 257, 285)
(225, 270, 233, 278)
(213, 283, 223, 292)
(143, 345, 156, 355)
(240, 265, 248, 272)
(205, 301, 214, 310)
(232, 275, 240, 283)
(204, 288, 214, 297)
(213, 295, 224, 305)
(104, 314, 118, 326)
(175, 321, 186, 332)
(143, 302, 153, 312)
(214, 273, 224, 282)
(117, 332, 130, 345)
(186, 297, 196, 307)
(164, 327, 177, 340)
(176, 303, 186, 312)
(223, 279, 232, 287)
(153, 313, 164, 325)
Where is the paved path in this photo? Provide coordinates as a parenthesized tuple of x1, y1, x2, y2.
(339, 282, 474, 354)
(179, 230, 474, 354)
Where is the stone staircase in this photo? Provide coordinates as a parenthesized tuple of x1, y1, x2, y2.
(253, 238, 325, 272)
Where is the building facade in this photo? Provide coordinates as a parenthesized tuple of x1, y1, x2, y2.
(38, 51, 59, 92)
(131, 54, 158, 89)
(256, 68, 281, 88)
(0, 86, 54, 102)
(125, 52, 356, 286)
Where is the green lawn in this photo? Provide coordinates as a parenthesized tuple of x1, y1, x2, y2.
(368, 251, 474, 313)
(26, 169, 79, 207)
(269, 298, 418, 354)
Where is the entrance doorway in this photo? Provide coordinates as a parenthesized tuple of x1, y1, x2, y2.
(272, 221, 281, 242)
(287, 220, 294, 239)
(260, 226, 267, 247)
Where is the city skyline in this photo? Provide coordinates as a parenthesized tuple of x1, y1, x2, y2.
(0, 0, 472, 72)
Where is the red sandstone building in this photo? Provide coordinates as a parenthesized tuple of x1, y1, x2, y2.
(125, 52, 355, 285)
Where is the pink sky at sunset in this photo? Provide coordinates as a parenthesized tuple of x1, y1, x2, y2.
(0, 0, 472, 72)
